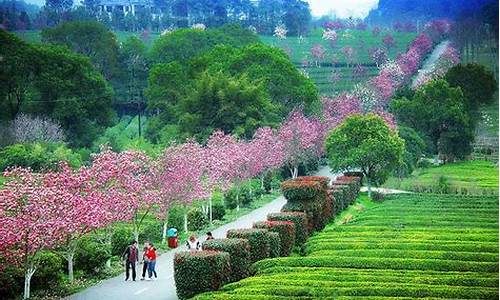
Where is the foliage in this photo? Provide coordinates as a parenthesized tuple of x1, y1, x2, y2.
(226, 229, 270, 263)
(212, 202, 226, 221)
(325, 114, 404, 195)
(280, 180, 322, 202)
(266, 232, 281, 259)
(444, 63, 498, 117)
(267, 212, 308, 247)
(253, 221, 296, 257)
(0, 30, 115, 147)
(140, 221, 163, 243)
(202, 238, 251, 282)
(8, 113, 65, 144)
(166, 205, 185, 231)
(187, 207, 209, 231)
(74, 236, 112, 275)
(174, 251, 231, 300)
(177, 72, 279, 140)
(0, 142, 82, 172)
(391, 79, 474, 161)
(396, 126, 427, 177)
(111, 227, 134, 256)
(31, 251, 64, 290)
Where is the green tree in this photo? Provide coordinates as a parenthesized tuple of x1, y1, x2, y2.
(41, 21, 121, 81)
(177, 71, 279, 140)
(325, 114, 404, 197)
(390, 79, 474, 162)
(396, 125, 427, 177)
(444, 63, 498, 119)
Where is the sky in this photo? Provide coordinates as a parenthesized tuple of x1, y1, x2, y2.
(307, 0, 379, 18)
(24, 0, 380, 19)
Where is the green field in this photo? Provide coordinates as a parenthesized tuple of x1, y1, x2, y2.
(194, 193, 499, 299)
(261, 29, 417, 95)
(384, 160, 499, 194)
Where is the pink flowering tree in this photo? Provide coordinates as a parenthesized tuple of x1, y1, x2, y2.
(322, 28, 337, 49)
(90, 147, 159, 242)
(342, 46, 355, 68)
(250, 127, 284, 188)
(322, 94, 363, 130)
(382, 33, 396, 50)
(0, 168, 77, 299)
(277, 110, 323, 178)
(311, 44, 326, 67)
(370, 47, 388, 67)
(154, 141, 209, 236)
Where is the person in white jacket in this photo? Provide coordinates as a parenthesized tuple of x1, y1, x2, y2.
(186, 234, 201, 250)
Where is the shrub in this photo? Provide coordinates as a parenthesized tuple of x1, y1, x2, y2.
(267, 232, 281, 258)
(167, 205, 186, 230)
(141, 221, 164, 242)
(224, 188, 238, 209)
(343, 171, 364, 179)
(212, 202, 226, 221)
(267, 212, 308, 246)
(187, 207, 208, 231)
(239, 184, 253, 206)
(226, 229, 270, 263)
(371, 191, 385, 202)
(174, 250, 231, 299)
(253, 221, 295, 257)
(281, 180, 322, 202)
(31, 251, 64, 290)
(111, 227, 134, 256)
(75, 236, 112, 275)
(0, 265, 23, 299)
(202, 238, 251, 282)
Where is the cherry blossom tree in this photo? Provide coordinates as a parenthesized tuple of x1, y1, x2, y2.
(322, 28, 337, 48)
(342, 46, 355, 68)
(9, 113, 65, 143)
(274, 24, 287, 40)
(382, 33, 396, 50)
(370, 47, 388, 67)
(250, 127, 284, 188)
(311, 44, 326, 67)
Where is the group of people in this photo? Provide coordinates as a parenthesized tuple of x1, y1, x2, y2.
(121, 231, 214, 282)
(122, 240, 158, 281)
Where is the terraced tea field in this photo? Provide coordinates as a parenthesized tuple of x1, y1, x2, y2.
(261, 29, 417, 95)
(194, 193, 499, 299)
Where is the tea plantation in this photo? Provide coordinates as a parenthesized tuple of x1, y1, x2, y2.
(194, 193, 499, 299)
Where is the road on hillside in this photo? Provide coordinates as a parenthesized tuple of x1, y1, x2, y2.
(411, 40, 450, 88)
(67, 166, 339, 300)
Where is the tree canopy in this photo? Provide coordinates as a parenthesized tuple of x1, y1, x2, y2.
(325, 114, 404, 197)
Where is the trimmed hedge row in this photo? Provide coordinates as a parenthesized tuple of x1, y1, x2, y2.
(267, 212, 308, 246)
(174, 251, 231, 300)
(202, 238, 251, 282)
(267, 232, 281, 258)
(226, 229, 270, 263)
(253, 221, 296, 256)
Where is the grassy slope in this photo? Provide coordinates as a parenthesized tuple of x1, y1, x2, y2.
(383, 160, 499, 194)
(194, 192, 499, 299)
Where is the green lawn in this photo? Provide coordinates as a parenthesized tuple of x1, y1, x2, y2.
(383, 160, 499, 194)
(194, 193, 499, 299)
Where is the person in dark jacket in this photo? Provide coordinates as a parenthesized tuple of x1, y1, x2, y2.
(122, 240, 139, 281)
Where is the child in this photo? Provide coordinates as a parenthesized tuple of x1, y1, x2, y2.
(186, 234, 201, 250)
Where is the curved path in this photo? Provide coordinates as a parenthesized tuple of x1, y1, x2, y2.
(67, 166, 339, 300)
(411, 40, 450, 88)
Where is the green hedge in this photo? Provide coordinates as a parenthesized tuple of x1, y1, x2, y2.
(267, 232, 281, 258)
(174, 250, 231, 299)
(202, 238, 251, 282)
(226, 229, 270, 263)
(280, 180, 322, 202)
(253, 221, 296, 257)
(267, 212, 308, 246)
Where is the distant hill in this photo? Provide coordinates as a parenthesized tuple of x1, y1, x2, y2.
(0, 0, 40, 14)
(366, 0, 496, 25)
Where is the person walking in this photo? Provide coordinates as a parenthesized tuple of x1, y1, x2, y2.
(146, 243, 158, 280)
(186, 234, 201, 250)
(140, 241, 150, 280)
(122, 240, 139, 281)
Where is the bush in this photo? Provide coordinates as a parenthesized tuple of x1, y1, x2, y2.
(141, 221, 164, 243)
(249, 178, 265, 197)
(371, 191, 385, 202)
(174, 251, 231, 299)
(75, 236, 112, 275)
(212, 202, 226, 221)
(253, 221, 295, 257)
(167, 205, 185, 230)
(187, 207, 209, 231)
(267, 232, 281, 258)
(281, 180, 322, 202)
(0, 265, 23, 299)
(226, 229, 270, 263)
(224, 188, 238, 209)
(239, 184, 253, 207)
(267, 212, 308, 246)
(111, 227, 134, 256)
(202, 238, 251, 282)
(31, 251, 64, 290)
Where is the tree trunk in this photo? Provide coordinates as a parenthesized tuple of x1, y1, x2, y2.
(162, 221, 168, 244)
(133, 230, 139, 244)
(366, 176, 372, 198)
(209, 197, 213, 223)
(106, 258, 111, 268)
(260, 175, 265, 189)
(183, 213, 188, 233)
(24, 264, 36, 300)
(236, 192, 240, 212)
(64, 244, 76, 283)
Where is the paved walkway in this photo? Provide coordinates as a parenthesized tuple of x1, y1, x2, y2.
(411, 40, 450, 88)
(67, 166, 338, 300)
(360, 187, 411, 194)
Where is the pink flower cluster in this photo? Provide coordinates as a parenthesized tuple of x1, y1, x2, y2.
(413, 44, 460, 88)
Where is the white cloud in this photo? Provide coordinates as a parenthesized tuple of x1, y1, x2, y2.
(307, 0, 379, 18)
